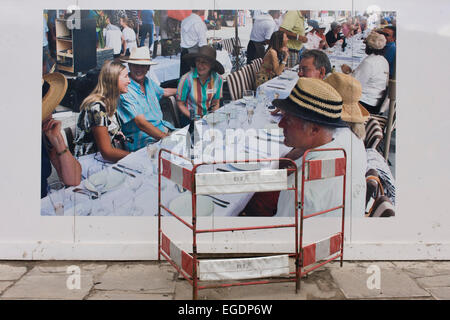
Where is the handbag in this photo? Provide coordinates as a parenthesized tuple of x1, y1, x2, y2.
(365, 173, 395, 217)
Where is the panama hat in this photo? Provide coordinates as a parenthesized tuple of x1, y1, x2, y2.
(42, 72, 68, 121)
(365, 31, 386, 50)
(272, 78, 347, 127)
(324, 72, 369, 123)
(120, 46, 157, 65)
(183, 45, 225, 75)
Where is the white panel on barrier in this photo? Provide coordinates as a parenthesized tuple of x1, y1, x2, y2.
(195, 169, 288, 195)
(198, 255, 289, 281)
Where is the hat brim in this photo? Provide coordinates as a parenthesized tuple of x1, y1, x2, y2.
(183, 53, 225, 75)
(341, 102, 370, 123)
(272, 97, 348, 128)
(120, 58, 157, 65)
(42, 73, 68, 121)
(305, 26, 313, 33)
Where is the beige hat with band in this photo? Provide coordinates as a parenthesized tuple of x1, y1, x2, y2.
(42, 72, 68, 121)
(120, 46, 157, 65)
(324, 72, 369, 123)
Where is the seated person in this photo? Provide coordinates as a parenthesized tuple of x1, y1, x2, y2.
(326, 22, 346, 48)
(255, 31, 289, 87)
(272, 78, 366, 218)
(176, 45, 224, 125)
(244, 78, 366, 218)
(42, 72, 81, 198)
(74, 60, 130, 162)
(117, 47, 177, 151)
(341, 31, 389, 114)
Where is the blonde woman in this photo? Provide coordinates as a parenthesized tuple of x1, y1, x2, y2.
(74, 60, 130, 163)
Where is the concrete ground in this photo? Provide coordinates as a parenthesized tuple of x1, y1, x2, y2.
(0, 260, 448, 300)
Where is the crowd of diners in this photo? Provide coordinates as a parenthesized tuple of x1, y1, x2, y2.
(42, 10, 396, 218)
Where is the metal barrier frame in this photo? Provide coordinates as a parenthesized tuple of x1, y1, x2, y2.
(157, 147, 347, 299)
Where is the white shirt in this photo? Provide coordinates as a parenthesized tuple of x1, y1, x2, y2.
(122, 27, 137, 51)
(352, 54, 389, 106)
(250, 14, 276, 42)
(304, 31, 322, 50)
(180, 13, 207, 49)
(275, 127, 366, 219)
(104, 25, 122, 55)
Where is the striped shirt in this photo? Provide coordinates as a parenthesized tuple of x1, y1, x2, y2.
(117, 77, 174, 151)
(176, 68, 223, 117)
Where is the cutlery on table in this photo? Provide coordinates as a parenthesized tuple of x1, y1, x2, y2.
(112, 166, 136, 178)
(72, 188, 99, 199)
(216, 168, 231, 172)
(212, 200, 227, 208)
(117, 164, 143, 174)
(205, 195, 230, 205)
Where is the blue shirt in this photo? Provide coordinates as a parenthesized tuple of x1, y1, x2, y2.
(384, 42, 396, 78)
(141, 10, 154, 24)
(117, 77, 174, 151)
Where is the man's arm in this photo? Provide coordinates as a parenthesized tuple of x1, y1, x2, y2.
(134, 114, 168, 140)
(279, 27, 308, 43)
(163, 87, 177, 97)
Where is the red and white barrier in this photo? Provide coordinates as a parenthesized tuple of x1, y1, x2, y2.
(302, 233, 342, 267)
(305, 157, 346, 181)
(161, 233, 194, 277)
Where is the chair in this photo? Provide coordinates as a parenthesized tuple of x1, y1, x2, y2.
(365, 169, 395, 217)
(160, 96, 181, 128)
(251, 57, 263, 74)
(60, 125, 76, 154)
(226, 68, 254, 100)
(241, 64, 256, 91)
(364, 117, 384, 150)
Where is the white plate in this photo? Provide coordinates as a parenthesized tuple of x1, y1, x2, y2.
(84, 169, 126, 193)
(229, 162, 263, 171)
(169, 194, 214, 217)
(204, 112, 227, 124)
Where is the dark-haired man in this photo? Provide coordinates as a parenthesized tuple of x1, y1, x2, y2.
(381, 26, 396, 78)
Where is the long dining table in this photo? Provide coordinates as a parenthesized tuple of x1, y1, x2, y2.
(41, 98, 292, 217)
(257, 33, 368, 101)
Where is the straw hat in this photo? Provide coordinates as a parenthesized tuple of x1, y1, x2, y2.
(120, 47, 157, 65)
(272, 77, 347, 127)
(324, 72, 369, 123)
(42, 72, 68, 121)
(183, 45, 225, 75)
(365, 31, 386, 50)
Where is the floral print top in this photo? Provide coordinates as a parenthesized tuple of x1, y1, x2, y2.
(74, 101, 125, 157)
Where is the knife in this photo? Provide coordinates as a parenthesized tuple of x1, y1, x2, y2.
(112, 166, 136, 178)
(117, 163, 143, 174)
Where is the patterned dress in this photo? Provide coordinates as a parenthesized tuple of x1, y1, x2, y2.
(74, 101, 125, 157)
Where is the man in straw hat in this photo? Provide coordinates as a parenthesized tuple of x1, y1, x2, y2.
(117, 47, 177, 151)
(271, 77, 366, 217)
(42, 72, 81, 198)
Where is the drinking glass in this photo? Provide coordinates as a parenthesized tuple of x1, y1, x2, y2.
(47, 181, 65, 216)
(246, 102, 255, 125)
(87, 166, 108, 215)
(243, 90, 254, 104)
(71, 192, 92, 216)
(146, 142, 159, 175)
(126, 169, 144, 216)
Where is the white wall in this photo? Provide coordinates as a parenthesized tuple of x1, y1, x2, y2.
(1, 0, 449, 260)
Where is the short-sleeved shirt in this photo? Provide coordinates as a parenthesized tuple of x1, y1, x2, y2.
(325, 30, 345, 47)
(384, 42, 396, 78)
(122, 27, 137, 51)
(141, 10, 154, 24)
(250, 14, 276, 42)
(176, 68, 223, 117)
(180, 13, 207, 49)
(74, 101, 124, 157)
(118, 77, 175, 151)
(280, 11, 305, 51)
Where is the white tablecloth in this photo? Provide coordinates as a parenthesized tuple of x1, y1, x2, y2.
(41, 100, 291, 217)
(147, 55, 181, 84)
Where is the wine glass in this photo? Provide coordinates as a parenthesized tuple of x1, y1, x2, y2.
(243, 90, 254, 104)
(126, 169, 144, 216)
(146, 142, 159, 175)
(87, 166, 108, 215)
(246, 102, 255, 125)
(47, 181, 65, 216)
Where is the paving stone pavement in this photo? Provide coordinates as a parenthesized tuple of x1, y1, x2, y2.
(0, 260, 448, 300)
